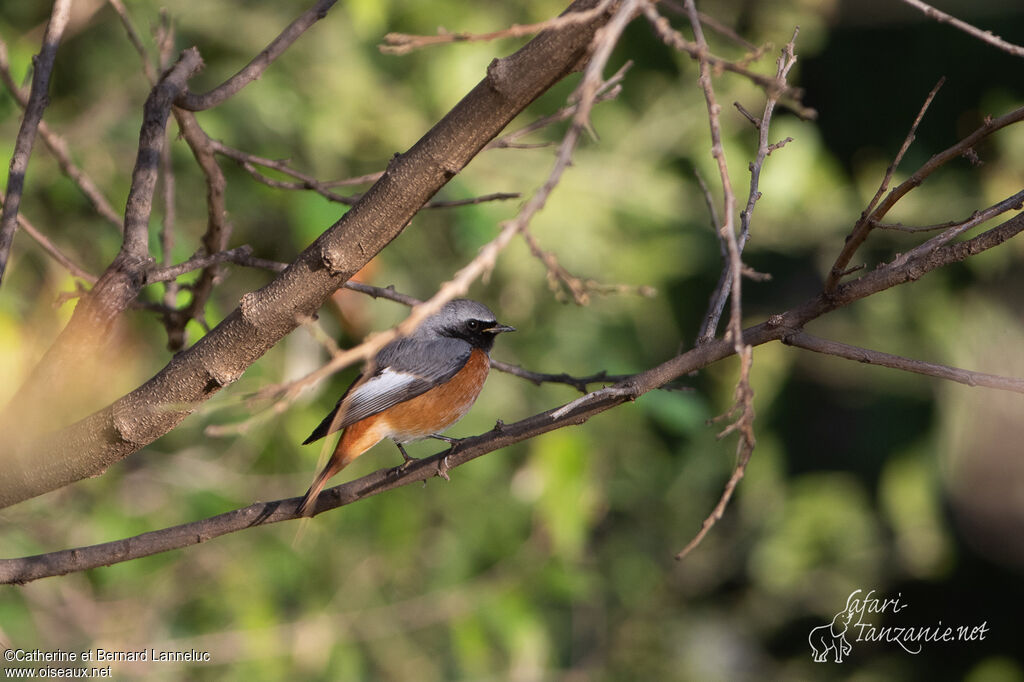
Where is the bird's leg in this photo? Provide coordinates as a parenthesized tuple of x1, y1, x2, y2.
(387, 442, 419, 478)
(395, 442, 418, 465)
(427, 433, 463, 449)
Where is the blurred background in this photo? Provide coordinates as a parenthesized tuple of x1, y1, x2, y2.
(2, 0, 1024, 679)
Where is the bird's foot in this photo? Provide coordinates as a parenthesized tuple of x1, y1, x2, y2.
(387, 442, 419, 477)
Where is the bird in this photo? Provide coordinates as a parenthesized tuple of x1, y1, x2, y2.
(298, 299, 514, 517)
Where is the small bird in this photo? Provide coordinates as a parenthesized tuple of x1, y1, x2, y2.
(298, 299, 514, 517)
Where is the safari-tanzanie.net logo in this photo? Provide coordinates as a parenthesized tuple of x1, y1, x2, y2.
(808, 589, 989, 663)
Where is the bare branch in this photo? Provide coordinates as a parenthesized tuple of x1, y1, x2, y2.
(341, 281, 422, 307)
(698, 30, 800, 344)
(784, 331, 1024, 393)
(485, 63, 628, 150)
(643, 6, 813, 118)
(175, 0, 340, 111)
(675, 438, 751, 560)
(107, 0, 159, 84)
(380, 0, 616, 55)
(0, 0, 74, 283)
(489, 359, 642, 393)
(5, 204, 1024, 580)
(144, 246, 255, 284)
(211, 140, 519, 208)
(0, 196, 96, 284)
(520, 225, 653, 304)
(122, 49, 205, 258)
(0, 38, 124, 233)
(825, 87, 1024, 292)
(888, 189, 1024, 265)
(0, 0, 623, 509)
(897, 0, 1024, 57)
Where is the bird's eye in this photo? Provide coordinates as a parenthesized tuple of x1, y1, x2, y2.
(467, 320, 480, 332)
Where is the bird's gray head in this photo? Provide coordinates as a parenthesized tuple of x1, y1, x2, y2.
(418, 299, 515, 351)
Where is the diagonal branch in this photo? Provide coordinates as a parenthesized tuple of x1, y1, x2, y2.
(896, 0, 1024, 57)
(0, 196, 96, 283)
(7, 207, 1024, 583)
(175, 0, 340, 111)
(0, 37, 124, 233)
(143, 245, 255, 284)
(380, 0, 616, 54)
(783, 332, 1024, 393)
(826, 95, 1024, 291)
(697, 30, 800, 344)
(0, 0, 74, 284)
(0, 0, 623, 509)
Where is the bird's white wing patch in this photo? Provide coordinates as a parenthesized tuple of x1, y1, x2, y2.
(339, 368, 427, 426)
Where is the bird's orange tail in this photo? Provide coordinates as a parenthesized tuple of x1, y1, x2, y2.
(298, 418, 386, 517)
(298, 467, 332, 518)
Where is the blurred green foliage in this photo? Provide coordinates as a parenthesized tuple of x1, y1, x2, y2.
(2, 0, 1024, 680)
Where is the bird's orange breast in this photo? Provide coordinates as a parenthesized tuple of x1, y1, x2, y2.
(379, 348, 490, 443)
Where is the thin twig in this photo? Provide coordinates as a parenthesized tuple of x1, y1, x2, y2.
(211, 140, 519, 208)
(175, 0, 340, 111)
(679, 0, 757, 558)
(675, 440, 751, 559)
(784, 331, 1024, 393)
(896, 0, 1024, 57)
(341, 281, 422, 307)
(826, 78, 944, 290)
(698, 30, 800, 344)
(885, 189, 1024, 269)
(0, 38, 124, 233)
(107, 0, 159, 84)
(380, 0, 616, 55)
(520, 225, 649, 305)
(144, 246, 255, 284)
(873, 190, 1024, 234)
(484, 65, 628, 150)
(643, 6, 813, 118)
(826, 101, 1024, 291)
(0, 196, 96, 283)
(489, 359, 641, 394)
(661, 3, 759, 51)
(0, 0, 74, 283)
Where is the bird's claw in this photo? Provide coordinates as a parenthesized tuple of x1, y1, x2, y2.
(437, 455, 451, 481)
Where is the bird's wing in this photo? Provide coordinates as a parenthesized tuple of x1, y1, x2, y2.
(302, 337, 471, 444)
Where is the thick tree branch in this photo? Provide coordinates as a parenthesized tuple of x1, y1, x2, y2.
(0, 0, 622, 509)
(0, 49, 205, 448)
(0, 0, 73, 283)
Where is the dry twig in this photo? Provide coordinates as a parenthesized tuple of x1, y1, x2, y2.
(380, 0, 616, 55)
(0, 0, 74, 283)
(897, 0, 1024, 57)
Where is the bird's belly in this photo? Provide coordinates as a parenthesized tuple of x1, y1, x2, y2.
(382, 349, 490, 443)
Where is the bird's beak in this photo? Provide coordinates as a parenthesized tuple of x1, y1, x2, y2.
(483, 323, 515, 334)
